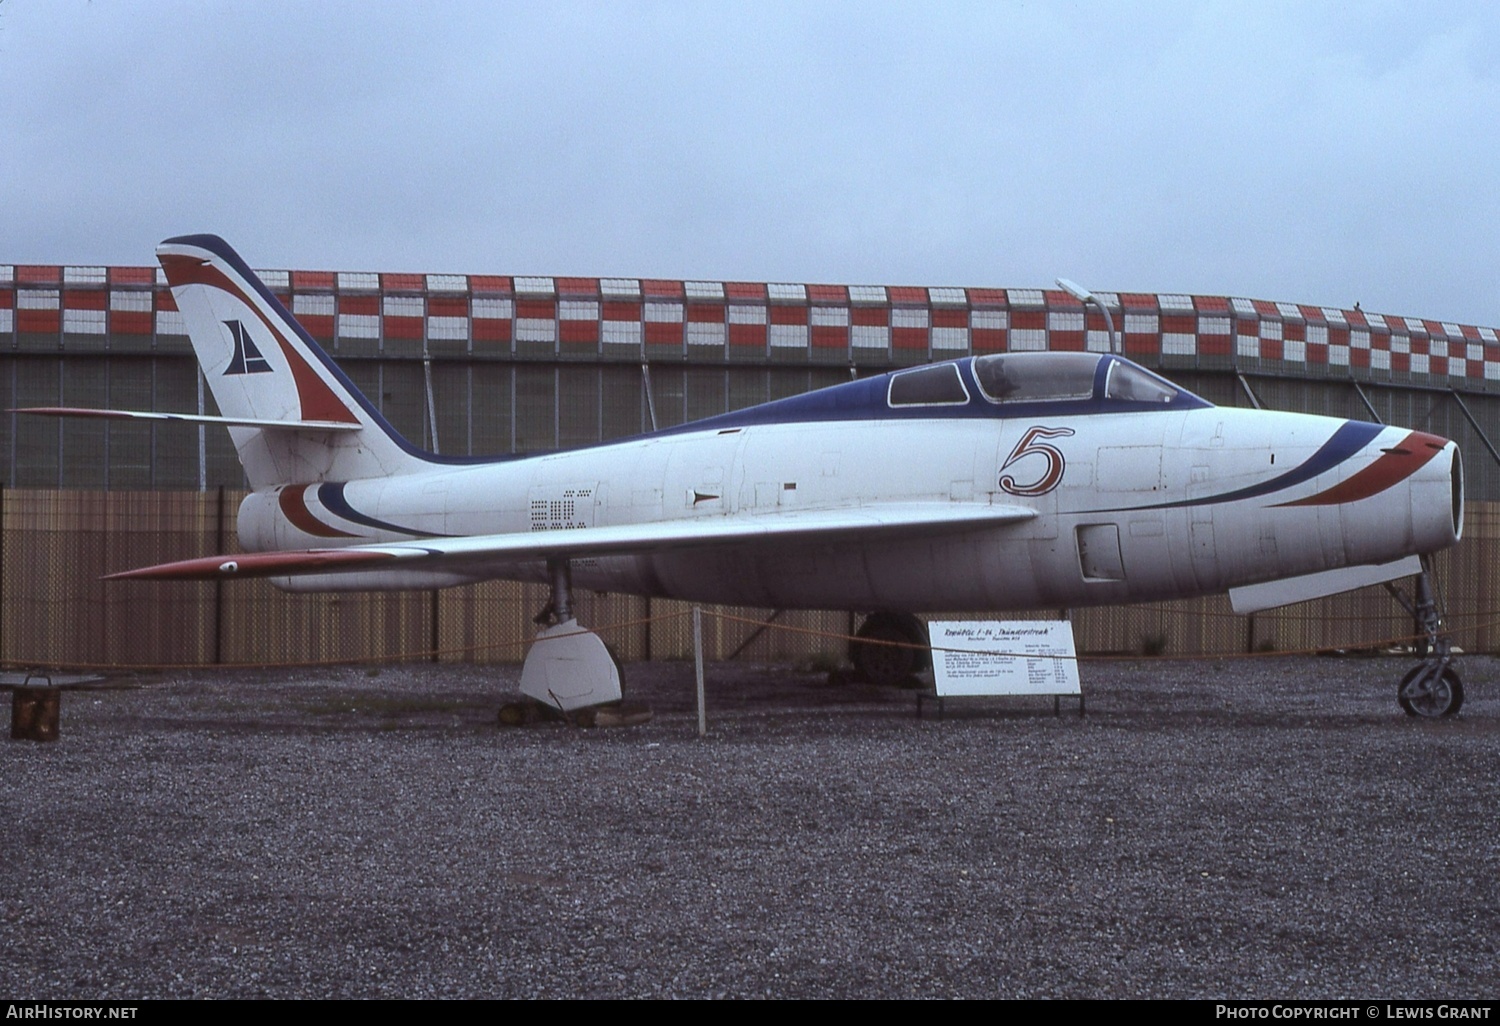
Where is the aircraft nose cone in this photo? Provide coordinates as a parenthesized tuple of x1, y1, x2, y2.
(1410, 433, 1463, 548)
(1443, 439, 1463, 542)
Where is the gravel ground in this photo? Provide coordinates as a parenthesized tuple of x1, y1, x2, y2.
(2, 653, 1498, 1000)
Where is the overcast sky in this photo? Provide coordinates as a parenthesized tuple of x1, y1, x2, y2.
(3, 1, 1499, 325)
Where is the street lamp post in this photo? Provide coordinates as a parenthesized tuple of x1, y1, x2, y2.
(1055, 277, 1119, 355)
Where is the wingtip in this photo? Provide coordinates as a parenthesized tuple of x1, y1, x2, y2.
(104, 548, 400, 582)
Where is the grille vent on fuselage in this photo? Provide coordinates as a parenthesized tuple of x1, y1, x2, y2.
(529, 486, 595, 532)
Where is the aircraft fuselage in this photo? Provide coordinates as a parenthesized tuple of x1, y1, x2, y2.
(240, 400, 1462, 612)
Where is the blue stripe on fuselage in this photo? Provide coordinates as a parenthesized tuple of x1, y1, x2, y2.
(1080, 420, 1385, 514)
(316, 482, 453, 538)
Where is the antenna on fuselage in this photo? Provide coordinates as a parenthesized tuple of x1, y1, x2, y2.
(1056, 278, 1120, 355)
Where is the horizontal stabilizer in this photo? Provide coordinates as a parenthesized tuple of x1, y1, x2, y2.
(11, 407, 363, 432)
(105, 501, 1037, 582)
(1228, 554, 1422, 614)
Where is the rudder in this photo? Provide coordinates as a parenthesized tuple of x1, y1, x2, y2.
(157, 234, 427, 488)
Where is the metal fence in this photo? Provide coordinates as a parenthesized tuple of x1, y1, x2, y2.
(3, 487, 1493, 670)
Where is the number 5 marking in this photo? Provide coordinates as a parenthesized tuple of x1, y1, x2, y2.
(999, 426, 1075, 496)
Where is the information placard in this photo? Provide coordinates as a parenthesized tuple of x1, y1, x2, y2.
(928, 620, 1081, 697)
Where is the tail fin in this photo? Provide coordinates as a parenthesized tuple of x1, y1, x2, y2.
(157, 234, 428, 488)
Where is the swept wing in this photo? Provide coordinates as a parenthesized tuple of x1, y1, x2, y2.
(106, 501, 1037, 581)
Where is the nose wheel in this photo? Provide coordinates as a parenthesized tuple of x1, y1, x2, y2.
(1387, 556, 1463, 718)
(1397, 664, 1464, 718)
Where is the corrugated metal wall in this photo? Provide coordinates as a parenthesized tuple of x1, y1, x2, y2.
(3, 258, 1500, 667)
(7, 359, 1500, 500)
(5, 262, 1500, 495)
(1, 487, 1492, 669)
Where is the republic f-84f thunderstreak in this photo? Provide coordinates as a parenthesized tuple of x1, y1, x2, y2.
(21, 236, 1468, 717)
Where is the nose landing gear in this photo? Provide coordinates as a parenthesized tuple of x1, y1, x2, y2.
(1386, 556, 1464, 718)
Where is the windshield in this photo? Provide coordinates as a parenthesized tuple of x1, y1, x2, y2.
(1103, 362, 1178, 403)
(887, 362, 970, 407)
(972, 353, 1101, 403)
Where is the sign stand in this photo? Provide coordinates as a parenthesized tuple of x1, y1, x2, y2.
(920, 620, 1084, 718)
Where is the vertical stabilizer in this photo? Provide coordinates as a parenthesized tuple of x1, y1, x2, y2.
(157, 234, 427, 488)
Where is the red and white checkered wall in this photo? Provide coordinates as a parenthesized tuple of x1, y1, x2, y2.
(3, 263, 1497, 387)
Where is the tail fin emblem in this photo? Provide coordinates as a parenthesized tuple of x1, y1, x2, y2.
(223, 320, 272, 375)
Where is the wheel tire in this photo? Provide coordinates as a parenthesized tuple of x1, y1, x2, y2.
(497, 702, 529, 727)
(1397, 665, 1465, 718)
(851, 612, 929, 687)
(888, 611, 932, 672)
(605, 642, 626, 696)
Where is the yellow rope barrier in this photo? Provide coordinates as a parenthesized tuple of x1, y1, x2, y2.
(0, 608, 695, 675)
(706, 609, 1500, 664)
(4, 605, 1496, 676)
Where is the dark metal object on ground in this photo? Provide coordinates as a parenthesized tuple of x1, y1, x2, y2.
(11, 682, 60, 742)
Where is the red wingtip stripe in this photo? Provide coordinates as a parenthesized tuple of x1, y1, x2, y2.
(10, 407, 135, 419)
(105, 549, 396, 581)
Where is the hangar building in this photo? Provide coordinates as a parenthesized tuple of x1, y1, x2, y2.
(2, 260, 1498, 668)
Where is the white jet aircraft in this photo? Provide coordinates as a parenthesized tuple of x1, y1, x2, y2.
(20, 236, 1468, 717)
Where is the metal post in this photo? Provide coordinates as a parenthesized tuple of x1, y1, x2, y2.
(548, 558, 573, 623)
(213, 485, 224, 665)
(1351, 381, 1385, 424)
(104, 358, 111, 492)
(641, 363, 659, 433)
(1449, 392, 1500, 470)
(693, 605, 706, 738)
(196, 365, 207, 493)
(0, 480, 5, 666)
(1236, 373, 1263, 410)
(423, 355, 440, 454)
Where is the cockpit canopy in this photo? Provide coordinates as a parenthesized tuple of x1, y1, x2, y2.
(887, 353, 1191, 411)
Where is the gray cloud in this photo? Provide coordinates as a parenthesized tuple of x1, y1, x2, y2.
(3, 0, 1498, 324)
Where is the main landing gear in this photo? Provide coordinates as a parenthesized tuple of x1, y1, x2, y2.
(1385, 555, 1464, 718)
(497, 558, 647, 728)
(849, 611, 931, 687)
